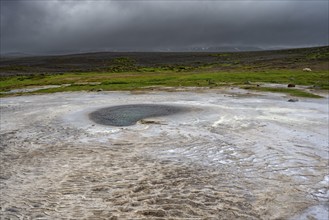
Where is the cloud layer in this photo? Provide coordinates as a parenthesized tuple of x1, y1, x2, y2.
(1, 0, 328, 53)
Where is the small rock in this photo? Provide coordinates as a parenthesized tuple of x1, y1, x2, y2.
(288, 98, 299, 102)
(97, 88, 103, 92)
(244, 81, 252, 85)
(303, 68, 312, 72)
(287, 84, 295, 88)
(139, 119, 162, 125)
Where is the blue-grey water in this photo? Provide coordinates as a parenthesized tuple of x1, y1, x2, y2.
(89, 104, 187, 126)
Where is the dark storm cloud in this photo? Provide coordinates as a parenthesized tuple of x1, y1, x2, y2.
(1, 0, 328, 53)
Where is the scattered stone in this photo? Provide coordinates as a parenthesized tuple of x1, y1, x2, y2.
(288, 98, 299, 102)
(244, 81, 252, 85)
(287, 84, 295, 88)
(303, 68, 312, 72)
(97, 88, 103, 92)
(139, 119, 163, 125)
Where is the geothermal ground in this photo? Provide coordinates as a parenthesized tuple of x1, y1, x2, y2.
(0, 88, 328, 219)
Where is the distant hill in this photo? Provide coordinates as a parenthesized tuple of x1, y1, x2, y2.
(2, 45, 328, 56)
(0, 52, 35, 58)
(0, 46, 328, 77)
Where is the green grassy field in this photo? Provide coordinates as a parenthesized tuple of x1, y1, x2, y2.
(1, 46, 328, 97)
(1, 69, 328, 97)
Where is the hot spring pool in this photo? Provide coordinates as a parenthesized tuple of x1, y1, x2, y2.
(89, 104, 188, 126)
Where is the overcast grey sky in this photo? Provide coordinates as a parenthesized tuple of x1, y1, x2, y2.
(1, 0, 328, 53)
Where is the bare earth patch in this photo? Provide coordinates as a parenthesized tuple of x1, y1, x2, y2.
(0, 89, 328, 219)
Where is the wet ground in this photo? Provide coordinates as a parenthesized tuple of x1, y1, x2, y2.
(0, 88, 328, 219)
